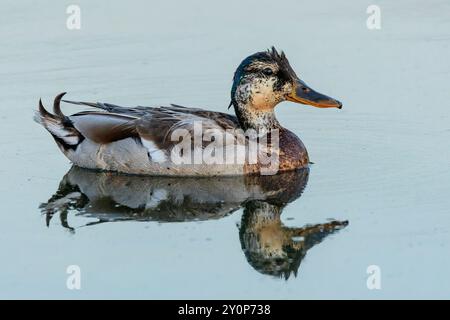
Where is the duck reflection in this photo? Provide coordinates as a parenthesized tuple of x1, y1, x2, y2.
(40, 166, 348, 279)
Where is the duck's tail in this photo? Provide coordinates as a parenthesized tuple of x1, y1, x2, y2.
(34, 92, 84, 152)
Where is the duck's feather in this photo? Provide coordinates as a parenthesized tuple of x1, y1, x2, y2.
(70, 112, 138, 144)
(34, 94, 84, 150)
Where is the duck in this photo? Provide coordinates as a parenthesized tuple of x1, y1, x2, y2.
(34, 47, 342, 176)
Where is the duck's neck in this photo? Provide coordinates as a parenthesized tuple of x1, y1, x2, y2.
(233, 101, 281, 132)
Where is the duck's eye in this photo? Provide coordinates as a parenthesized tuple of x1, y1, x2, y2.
(262, 68, 273, 76)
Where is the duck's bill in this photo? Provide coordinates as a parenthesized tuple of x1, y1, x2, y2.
(287, 79, 342, 109)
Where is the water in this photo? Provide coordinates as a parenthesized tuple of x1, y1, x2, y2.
(1, 0, 449, 299)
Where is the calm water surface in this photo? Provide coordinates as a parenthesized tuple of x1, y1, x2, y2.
(0, 0, 449, 299)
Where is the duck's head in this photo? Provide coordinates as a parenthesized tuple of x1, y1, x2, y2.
(230, 47, 342, 129)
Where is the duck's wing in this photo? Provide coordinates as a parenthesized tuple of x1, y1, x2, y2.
(67, 100, 241, 147)
(67, 111, 139, 144)
(36, 94, 241, 153)
(133, 105, 242, 153)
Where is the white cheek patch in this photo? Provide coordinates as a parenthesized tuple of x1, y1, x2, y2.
(140, 138, 167, 163)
